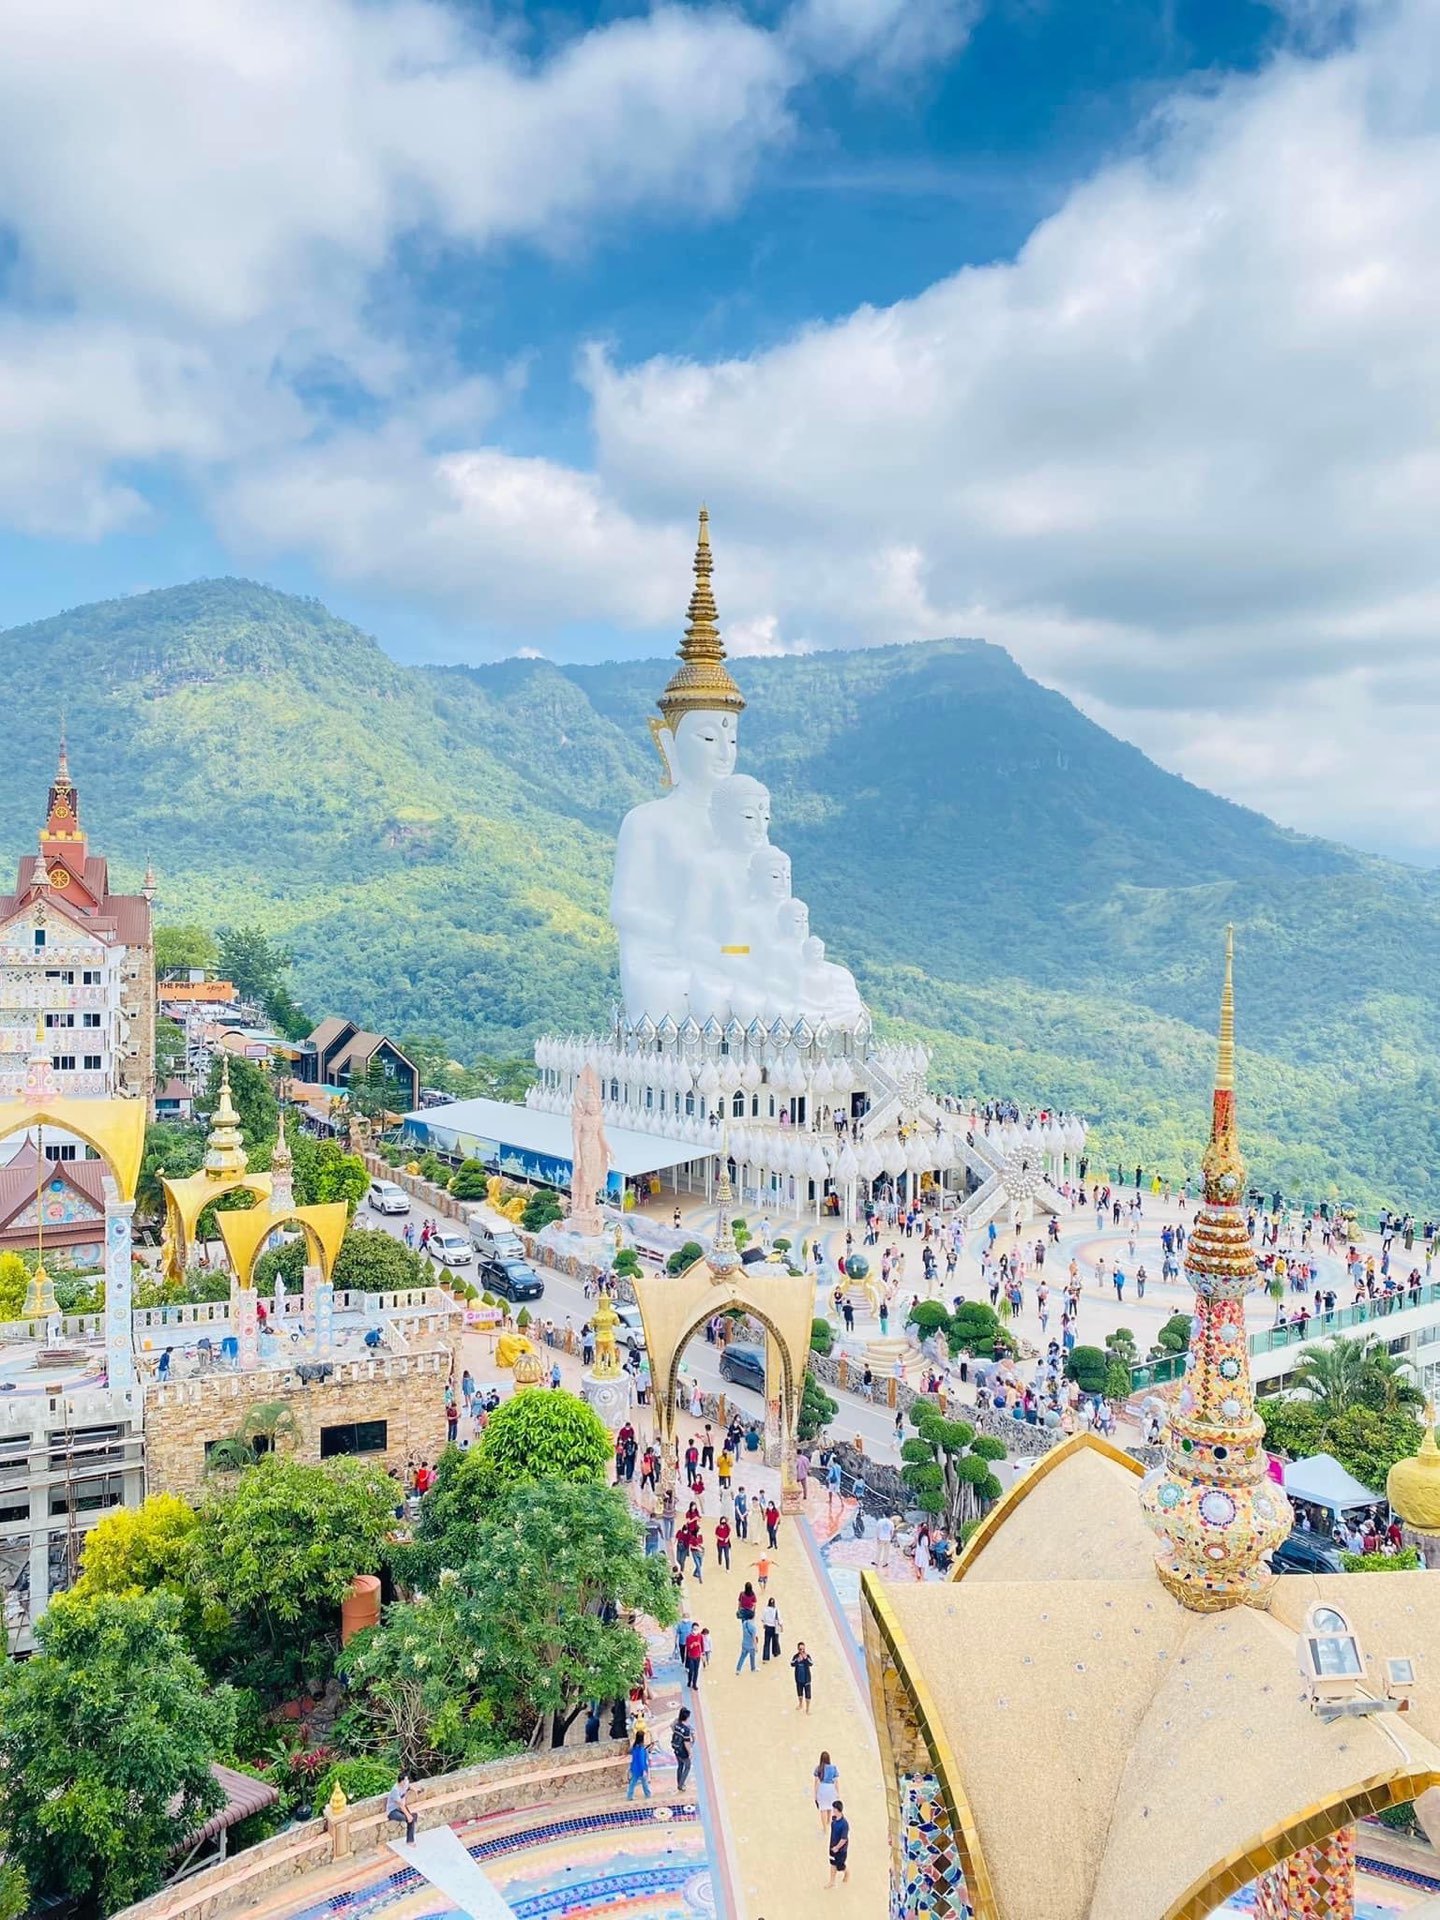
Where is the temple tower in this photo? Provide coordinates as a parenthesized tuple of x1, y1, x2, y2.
(1140, 925, 1292, 1609)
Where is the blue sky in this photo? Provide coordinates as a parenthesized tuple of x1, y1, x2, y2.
(0, 0, 1437, 858)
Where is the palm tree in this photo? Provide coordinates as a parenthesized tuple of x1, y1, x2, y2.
(1291, 1335, 1423, 1417)
(205, 1399, 301, 1473)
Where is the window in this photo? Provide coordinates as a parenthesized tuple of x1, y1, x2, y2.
(83, 1055, 102, 1072)
(45, 1013, 75, 1029)
(732, 1090, 745, 1118)
(43, 968, 74, 983)
(320, 1419, 388, 1458)
(52, 1055, 76, 1072)
(44, 1143, 77, 1162)
(0, 1497, 28, 1525)
(82, 969, 101, 986)
(50, 1473, 125, 1516)
(33, 930, 45, 950)
(82, 1012, 101, 1028)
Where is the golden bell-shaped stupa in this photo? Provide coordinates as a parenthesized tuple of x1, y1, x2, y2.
(1388, 1418, 1440, 1536)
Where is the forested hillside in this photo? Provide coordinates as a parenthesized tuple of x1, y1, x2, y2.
(4, 578, 1438, 1207)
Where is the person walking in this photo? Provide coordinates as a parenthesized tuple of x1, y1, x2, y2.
(715, 1516, 732, 1569)
(874, 1511, 895, 1571)
(734, 1487, 750, 1540)
(683, 1623, 705, 1691)
(671, 1707, 694, 1793)
(791, 1641, 814, 1714)
(826, 1454, 843, 1512)
(764, 1499, 781, 1548)
(735, 1611, 758, 1673)
(761, 1594, 783, 1663)
(814, 1752, 840, 1833)
(626, 1730, 653, 1800)
(827, 1801, 850, 1886)
(386, 1773, 417, 1846)
(796, 1449, 810, 1501)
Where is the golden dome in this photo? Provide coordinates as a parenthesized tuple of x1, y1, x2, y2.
(657, 508, 745, 729)
(1388, 1421, 1440, 1535)
(512, 1347, 546, 1388)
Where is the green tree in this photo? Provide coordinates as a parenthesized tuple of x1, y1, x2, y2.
(288, 1130, 369, 1211)
(136, 1120, 205, 1220)
(375, 1481, 675, 1749)
(205, 1400, 302, 1473)
(189, 1456, 396, 1686)
(810, 1316, 834, 1356)
(901, 1403, 1006, 1534)
(1259, 1396, 1425, 1494)
(217, 924, 293, 1003)
(666, 1239, 705, 1275)
(332, 1228, 433, 1292)
(467, 1389, 611, 1499)
(202, 1053, 277, 1155)
(0, 1589, 234, 1916)
(1156, 1312, 1193, 1355)
(1291, 1335, 1424, 1417)
(522, 1189, 564, 1233)
(798, 1369, 838, 1445)
(73, 1492, 199, 1598)
(0, 1250, 27, 1320)
(155, 924, 219, 974)
(348, 1056, 410, 1121)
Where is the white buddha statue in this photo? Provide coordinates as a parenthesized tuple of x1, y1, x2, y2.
(611, 508, 868, 1034)
(612, 508, 748, 1024)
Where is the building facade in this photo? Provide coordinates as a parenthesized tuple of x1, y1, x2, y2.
(0, 743, 154, 1106)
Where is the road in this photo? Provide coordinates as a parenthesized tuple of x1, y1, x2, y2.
(361, 1200, 913, 1468)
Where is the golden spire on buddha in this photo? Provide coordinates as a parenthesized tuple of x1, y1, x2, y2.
(657, 507, 746, 729)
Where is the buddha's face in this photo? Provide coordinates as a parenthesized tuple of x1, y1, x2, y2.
(749, 847, 792, 904)
(711, 775, 771, 851)
(672, 709, 738, 787)
(777, 897, 810, 942)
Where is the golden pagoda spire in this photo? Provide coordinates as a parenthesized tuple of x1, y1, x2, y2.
(657, 506, 746, 730)
(1139, 928, 1290, 1611)
(203, 1056, 249, 1180)
(1216, 922, 1235, 1094)
(56, 721, 70, 787)
(32, 831, 50, 889)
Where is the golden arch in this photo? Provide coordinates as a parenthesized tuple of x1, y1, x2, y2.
(0, 1096, 146, 1201)
(217, 1201, 349, 1289)
(161, 1170, 273, 1279)
(629, 1259, 815, 1495)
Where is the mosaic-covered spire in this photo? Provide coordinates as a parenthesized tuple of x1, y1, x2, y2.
(1140, 926, 1291, 1610)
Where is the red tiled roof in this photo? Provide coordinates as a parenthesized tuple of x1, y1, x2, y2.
(0, 1141, 107, 1236)
(157, 1078, 191, 1103)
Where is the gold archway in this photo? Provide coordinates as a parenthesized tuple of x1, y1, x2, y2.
(0, 1096, 146, 1200)
(161, 1169, 273, 1279)
(629, 1259, 814, 1496)
(217, 1201, 349, 1289)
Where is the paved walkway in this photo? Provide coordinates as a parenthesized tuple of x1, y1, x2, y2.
(678, 1513, 886, 1919)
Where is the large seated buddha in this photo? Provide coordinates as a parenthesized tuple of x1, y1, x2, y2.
(610, 509, 865, 1033)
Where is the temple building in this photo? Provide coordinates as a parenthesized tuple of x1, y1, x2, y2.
(863, 931, 1440, 1920)
(407, 512, 1086, 1231)
(0, 737, 154, 1107)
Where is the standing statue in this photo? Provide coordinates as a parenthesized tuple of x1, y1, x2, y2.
(591, 1291, 622, 1379)
(569, 1065, 610, 1238)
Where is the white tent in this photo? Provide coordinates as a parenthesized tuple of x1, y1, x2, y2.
(1282, 1451, 1379, 1513)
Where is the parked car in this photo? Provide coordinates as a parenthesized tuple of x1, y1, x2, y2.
(480, 1256, 546, 1303)
(368, 1179, 411, 1216)
(614, 1302, 647, 1353)
(719, 1345, 766, 1394)
(427, 1230, 472, 1267)
(467, 1216, 526, 1263)
(1271, 1530, 1345, 1576)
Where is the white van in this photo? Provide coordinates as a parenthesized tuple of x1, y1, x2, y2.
(467, 1214, 525, 1262)
(367, 1179, 411, 1216)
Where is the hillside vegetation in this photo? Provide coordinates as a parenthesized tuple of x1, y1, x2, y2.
(4, 578, 1438, 1208)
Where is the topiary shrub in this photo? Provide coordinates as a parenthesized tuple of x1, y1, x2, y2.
(773, 1237, 791, 1254)
(798, 1369, 838, 1445)
(731, 1217, 752, 1249)
(1066, 1345, 1109, 1395)
(666, 1240, 705, 1275)
(522, 1189, 564, 1233)
(613, 1248, 641, 1279)
(810, 1317, 834, 1355)
(907, 1301, 949, 1340)
(448, 1159, 490, 1203)
(1156, 1312, 1193, 1355)
(948, 1300, 1007, 1355)
(516, 1306, 532, 1330)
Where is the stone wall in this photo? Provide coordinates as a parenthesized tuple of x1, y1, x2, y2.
(114, 1744, 634, 1920)
(145, 1345, 458, 1498)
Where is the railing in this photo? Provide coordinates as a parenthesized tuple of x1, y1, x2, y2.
(1130, 1279, 1440, 1390)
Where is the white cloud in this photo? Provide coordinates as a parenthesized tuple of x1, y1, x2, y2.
(785, 0, 981, 76)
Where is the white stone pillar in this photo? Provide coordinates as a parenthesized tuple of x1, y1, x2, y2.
(103, 1183, 135, 1390)
(232, 1278, 259, 1372)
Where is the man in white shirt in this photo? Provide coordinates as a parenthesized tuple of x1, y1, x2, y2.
(875, 1512, 896, 1572)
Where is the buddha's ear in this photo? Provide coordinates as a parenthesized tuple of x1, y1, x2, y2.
(649, 717, 678, 789)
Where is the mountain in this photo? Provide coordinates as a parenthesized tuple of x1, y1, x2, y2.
(4, 577, 1438, 1209)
